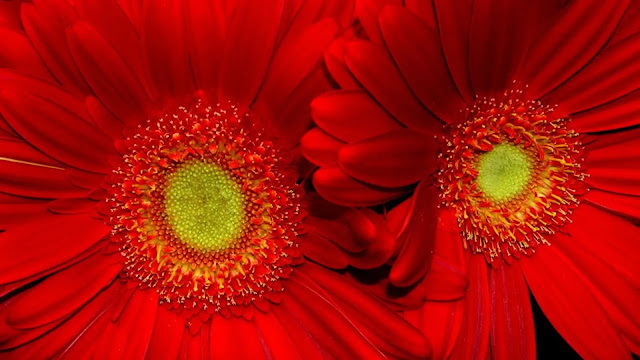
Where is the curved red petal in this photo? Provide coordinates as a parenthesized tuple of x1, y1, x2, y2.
(522, 0, 629, 98)
(311, 89, 402, 142)
(313, 166, 408, 207)
(545, 33, 640, 115)
(344, 40, 441, 132)
(338, 128, 438, 187)
(390, 182, 438, 287)
(218, 0, 283, 108)
(0, 214, 109, 284)
(379, 5, 464, 121)
(5, 252, 120, 329)
(490, 263, 536, 360)
(521, 242, 630, 360)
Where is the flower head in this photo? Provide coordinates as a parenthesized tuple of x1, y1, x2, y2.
(0, 0, 429, 358)
(304, 0, 640, 358)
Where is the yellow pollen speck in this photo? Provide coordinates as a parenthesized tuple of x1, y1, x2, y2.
(476, 144, 532, 203)
(164, 161, 246, 251)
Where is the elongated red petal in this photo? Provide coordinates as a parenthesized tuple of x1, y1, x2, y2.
(584, 189, 640, 220)
(390, 182, 438, 287)
(468, 1, 539, 96)
(210, 316, 267, 359)
(187, 0, 226, 92)
(20, 1, 90, 93)
(344, 40, 441, 132)
(379, 5, 464, 121)
(257, 18, 338, 114)
(405, 299, 464, 360)
(449, 254, 490, 360)
(6, 252, 120, 329)
(338, 129, 438, 187)
(313, 166, 408, 206)
(67, 21, 150, 122)
(490, 263, 536, 360)
(571, 90, 640, 132)
(146, 305, 184, 360)
(522, 0, 629, 98)
(142, 0, 192, 97)
(94, 290, 159, 359)
(218, 0, 283, 108)
(0, 214, 109, 284)
(293, 266, 430, 359)
(521, 242, 630, 360)
(546, 33, 640, 115)
(301, 128, 342, 167)
(0, 28, 51, 80)
(253, 312, 304, 360)
(0, 80, 114, 173)
(311, 89, 402, 142)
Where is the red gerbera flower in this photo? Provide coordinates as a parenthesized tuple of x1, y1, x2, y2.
(0, 0, 428, 358)
(303, 0, 640, 358)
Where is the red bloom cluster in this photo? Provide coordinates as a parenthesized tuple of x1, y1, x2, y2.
(0, 0, 639, 359)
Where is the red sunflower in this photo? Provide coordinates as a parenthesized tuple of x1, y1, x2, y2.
(0, 0, 429, 359)
(303, 0, 640, 359)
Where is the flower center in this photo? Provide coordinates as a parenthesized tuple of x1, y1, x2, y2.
(438, 91, 586, 263)
(105, 100, 302, 320)
(164, 161, 246, 251)
(476, 144, 532, 203)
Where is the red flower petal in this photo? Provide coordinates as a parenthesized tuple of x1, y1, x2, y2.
(521, 241, 630, 360)
(298, 264, 431, 359)
(571, 90, 640, 132)
(257, 18, 338, 114)
(422, 209, 467, 301)
(545, 33, 640, 115)
(355, 0, 400, 43)
(5, 252, 120, 329)
(347, 209, 396, 269)
(405, 299, 464, 360)
(338, 128, 438, 187)
(433, 0, 474, 102)
(11, 282, 120, 359)
(218, 0, 283, 109)
(324, 37, 360, 90)
(522, 0, 629, 98)
(67, 21, 150, 122)
(490, 263, 536, 360)
(299, 233, 350, 269)
(142, 0, 192, 97)
(301, 128, 342, 167)
(553, 225, 640, 354)
(405, 0, 436, 26)
(390, 182, 438, 287)
(0, 76, 114, 173)
(0, 214, 109, 284)
(608, 0, 640, 46)
(468, 1, 540, 96)
(20, 1, 91, 93)
(210, 316, 267, 359)
(344, 40, 441, 132)
(0, 28, 51, 80)
(379, 5, 464, 121)
(186, 0, 226, 92)
(0, 0, 22, 31)
(94, 289, 159, 359)
(146, 305, 184, 360)
(311, 89, 402, 142)
(584, 189, 640, 221)
(74, 0, 147, 89)
(313, 166, 408, 207)
(253, 312, 306, 360)
(449, 253, 490, 360)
